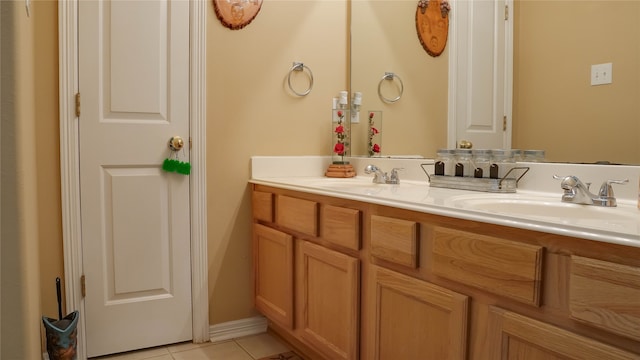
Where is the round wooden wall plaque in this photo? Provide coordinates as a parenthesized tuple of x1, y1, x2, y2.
(416, 0, 450, 57)
(213, 0, 263, 30)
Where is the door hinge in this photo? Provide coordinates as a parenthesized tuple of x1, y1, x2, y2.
(189, 137, 192, 150)
(81, 274, 86, 298)
(75, 93, 81, 117)
(503, 115, 507, 131)
(504, 5, 509, 20)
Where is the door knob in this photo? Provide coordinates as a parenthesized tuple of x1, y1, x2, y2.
(168, 136, 184, 151)
(458, 140, 473, 149)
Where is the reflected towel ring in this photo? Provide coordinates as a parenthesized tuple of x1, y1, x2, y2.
(287, 62, 314, 96)
(378, 72, 404, 103)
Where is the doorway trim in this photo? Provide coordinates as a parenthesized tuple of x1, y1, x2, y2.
(58, 1, 208, 358)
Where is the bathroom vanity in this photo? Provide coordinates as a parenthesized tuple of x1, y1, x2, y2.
(250, 157, 640, 360)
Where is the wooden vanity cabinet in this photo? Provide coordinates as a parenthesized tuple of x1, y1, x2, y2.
(252, 185, 640, 359)
(365, 213, 470, 359)
(252, 187, 362, 360)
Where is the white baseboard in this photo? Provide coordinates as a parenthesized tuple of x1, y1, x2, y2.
(209, 316, 268, 343)
(42, 317, 268, 358)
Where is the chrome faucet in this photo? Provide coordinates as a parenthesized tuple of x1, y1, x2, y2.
(364, 164, 402, 184)
(553, 175, 628, 207)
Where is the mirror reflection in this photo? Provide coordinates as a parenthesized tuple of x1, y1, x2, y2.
(349, 0, 639, 165)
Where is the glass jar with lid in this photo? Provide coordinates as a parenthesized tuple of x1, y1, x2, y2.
(523, 149, 545, 162)
(511, 149, 524, 162)
(454, 149, 473, 177)
(472, 149, 492, 178)
(435, 149, 456, 176)
(490, 149, 516, 179)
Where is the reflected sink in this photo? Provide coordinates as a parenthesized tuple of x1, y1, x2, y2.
(448, 194, 638, 223)
(297, 177, 427, 195)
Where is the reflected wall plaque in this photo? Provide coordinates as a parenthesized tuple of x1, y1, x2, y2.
(213, 0, 263, 30)
(416, 0, 450, 57)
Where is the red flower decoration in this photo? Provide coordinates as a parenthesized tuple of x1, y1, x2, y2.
(368, 111, 381, 157)
(332, 109, 348, 163)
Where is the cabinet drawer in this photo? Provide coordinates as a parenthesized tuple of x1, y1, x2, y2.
(432, 227, 543, 306)
(276, 195, 318, 236)
(569, 256, 640, 341)
(321, 205, 361, 251)
(370, 215, 419, 268)
(252, 190, 274, 222)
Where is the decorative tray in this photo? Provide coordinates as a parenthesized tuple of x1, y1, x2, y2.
(421, 165, 529, 193)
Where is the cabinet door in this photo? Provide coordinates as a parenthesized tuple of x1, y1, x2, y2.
(253, 224, 294, 329)
(488, 307, 639, 360)
(296, 240, 360, 360)
(368, 265, 469, 360)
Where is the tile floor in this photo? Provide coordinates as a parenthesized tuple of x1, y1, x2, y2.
(92, 332, 294, 360)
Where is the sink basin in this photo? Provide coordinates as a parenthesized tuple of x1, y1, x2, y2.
(447, 194, 639, 233)
(253, 174, 639, 241)
(458, 198, 633, 219)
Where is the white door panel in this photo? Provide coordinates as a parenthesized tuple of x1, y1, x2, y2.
(450, 0, 512, 150)
(79, 0, 192, 356)
(109, 168, 171, 297)
(109, 1, 166, 114)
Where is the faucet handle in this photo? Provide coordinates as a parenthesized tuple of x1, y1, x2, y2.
(389, 168, 404, 184)
(364, 164, 380, 174)
(553, 175, 579, 190)
(598, 179, 629, 198)
(553, 174, 593, 189)
(553, 175, 574, 183)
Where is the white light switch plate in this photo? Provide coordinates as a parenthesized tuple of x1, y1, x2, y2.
(591, 62, 613, 86)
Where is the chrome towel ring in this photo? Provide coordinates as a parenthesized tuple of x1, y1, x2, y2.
(378, 72, 404, 103)
(287, 62, 314, 96)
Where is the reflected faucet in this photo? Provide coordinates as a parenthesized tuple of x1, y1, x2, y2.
(553, 175, 628, 207)
(364, 164, 402, 184)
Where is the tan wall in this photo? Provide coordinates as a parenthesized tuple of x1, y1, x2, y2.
(34, 0, 64, 332)
(350, 0, 448, 158)
(513, 0, 640, 164)
(206, 1, 348, 324)
(1, 0, 45, 358)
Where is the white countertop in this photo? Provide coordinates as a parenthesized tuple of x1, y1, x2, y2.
(250, 156, 640, 248)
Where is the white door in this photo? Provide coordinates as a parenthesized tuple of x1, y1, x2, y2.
(78, 0, 192, 356)
(449, 0, 513, 150)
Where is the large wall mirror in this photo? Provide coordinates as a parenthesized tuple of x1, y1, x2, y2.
(349, 0, 639, 165)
